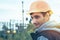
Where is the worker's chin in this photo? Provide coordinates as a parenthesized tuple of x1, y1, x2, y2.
(35, 25, 40, 28)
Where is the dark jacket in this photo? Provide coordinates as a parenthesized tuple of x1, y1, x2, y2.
(30, 21, 60, 40)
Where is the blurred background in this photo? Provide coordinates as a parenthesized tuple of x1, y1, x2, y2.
(0, 0, 60, 40)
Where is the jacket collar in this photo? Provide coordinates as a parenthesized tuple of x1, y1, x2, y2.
(35, 20, 60, 33)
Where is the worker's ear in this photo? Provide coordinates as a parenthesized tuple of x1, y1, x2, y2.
(44, 13, 50, 21)
(45, 13, 50, 17)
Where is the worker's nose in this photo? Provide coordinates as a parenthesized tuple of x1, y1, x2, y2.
(32, 18, 37, 24)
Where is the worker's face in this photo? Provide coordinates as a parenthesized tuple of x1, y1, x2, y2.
(31, 12, 49, 28)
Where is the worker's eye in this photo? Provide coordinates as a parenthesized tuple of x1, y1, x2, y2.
(31, 15, 40, 20)
(34, 15, 40, 19)
(31, 16, 33, 19)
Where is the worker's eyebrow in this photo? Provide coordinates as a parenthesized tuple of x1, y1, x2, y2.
(30, 13, 34, 15)
(31, 15, 40, 19)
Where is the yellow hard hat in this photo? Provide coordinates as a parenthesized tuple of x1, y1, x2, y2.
(28, 1, 53, 15)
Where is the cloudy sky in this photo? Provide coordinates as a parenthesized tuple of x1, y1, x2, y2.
(0, 0, 22, 21)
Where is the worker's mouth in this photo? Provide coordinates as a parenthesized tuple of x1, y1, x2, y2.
(34, 23, 40, 28)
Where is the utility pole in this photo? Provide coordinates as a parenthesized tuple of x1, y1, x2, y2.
(22, 0, 24, 27)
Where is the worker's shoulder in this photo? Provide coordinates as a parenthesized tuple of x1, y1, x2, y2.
(37, 30, 60, 40)
(37, 36, 48, 40)
(40, 30, 60, 34)
(39, 30, 60, 36)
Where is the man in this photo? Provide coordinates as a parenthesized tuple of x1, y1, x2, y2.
(28, 1, 60, 40)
